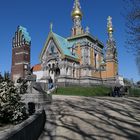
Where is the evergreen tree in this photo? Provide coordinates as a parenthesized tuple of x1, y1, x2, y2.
(4, 71, 10, 81)
(0, 72, 3, 82)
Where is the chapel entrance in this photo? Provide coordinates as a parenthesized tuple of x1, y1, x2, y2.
(49, 63, 60, 83)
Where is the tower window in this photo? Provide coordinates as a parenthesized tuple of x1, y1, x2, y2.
(24, 64, 27, 70)
(74, 28, 76, 35)
(95, 53, 97, 69)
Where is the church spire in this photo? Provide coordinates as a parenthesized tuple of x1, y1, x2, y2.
(107, 16, 114, 40)
(106, 16, 118, 61)
(71, 0, 83, 36)
(106, 16, 118, 79)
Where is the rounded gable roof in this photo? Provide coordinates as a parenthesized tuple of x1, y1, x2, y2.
(33, 64, 42, 72)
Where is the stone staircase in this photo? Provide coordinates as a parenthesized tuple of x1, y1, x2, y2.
(22, 82, 57, 110)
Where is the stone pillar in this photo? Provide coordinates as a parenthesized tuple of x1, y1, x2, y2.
(88, 47, 91, 65)
(67, 67, 71, 76)
(61, 66, 67, 76)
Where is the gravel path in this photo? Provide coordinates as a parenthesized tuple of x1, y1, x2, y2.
(39, 95, 140, 140)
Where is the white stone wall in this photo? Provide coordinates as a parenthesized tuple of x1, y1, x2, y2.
(117, 76, 124, 86)
(33, 71, 43, 82)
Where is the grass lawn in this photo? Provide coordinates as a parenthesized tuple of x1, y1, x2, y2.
(129, 88, 140, 97)
(54, 86, 112, 96)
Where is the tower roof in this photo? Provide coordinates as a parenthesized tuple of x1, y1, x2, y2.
(71, 0, 83, 19)
(18, 26, 31, 42)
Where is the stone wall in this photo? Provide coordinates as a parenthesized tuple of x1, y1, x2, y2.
(57, 76, 103, 87)
(22, 82, 49, 110)
(56, 76, 117, 87)
(0, 110, 46, 140)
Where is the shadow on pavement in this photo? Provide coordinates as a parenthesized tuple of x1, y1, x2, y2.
(39, 97, 140, 140)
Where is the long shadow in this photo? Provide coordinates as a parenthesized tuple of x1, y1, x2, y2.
(39, 97, 140, 140)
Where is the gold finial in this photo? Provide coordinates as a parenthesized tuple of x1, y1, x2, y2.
(107, 16, 114, 39)
(107, 16, 113, 33)
(71, 0, 83, 19)
(50, 22, 53, 32)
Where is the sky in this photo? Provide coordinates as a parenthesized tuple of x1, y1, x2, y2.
(0, 0, 139, 82)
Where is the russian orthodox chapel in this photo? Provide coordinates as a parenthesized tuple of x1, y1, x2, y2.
(38, 0, 118, 86)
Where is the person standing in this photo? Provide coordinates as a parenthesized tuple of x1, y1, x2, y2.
(48, 77, 53, 89)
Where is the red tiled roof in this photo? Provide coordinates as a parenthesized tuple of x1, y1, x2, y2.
(33, 64, 42, 72)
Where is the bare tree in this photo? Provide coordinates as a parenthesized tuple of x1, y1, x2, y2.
(123, 0, 140, 74)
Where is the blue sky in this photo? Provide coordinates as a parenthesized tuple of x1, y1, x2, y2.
(0, 0, 139, 82)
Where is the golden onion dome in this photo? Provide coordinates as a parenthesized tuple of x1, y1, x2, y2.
(108, 27, 113, 31)
(108, 27, 113, 33)
(71, 7, 83, 19)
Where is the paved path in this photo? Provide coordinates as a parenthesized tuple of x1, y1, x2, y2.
(39, 96, 140, 140)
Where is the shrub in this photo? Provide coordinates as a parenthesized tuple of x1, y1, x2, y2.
(0, 75, 28, 124)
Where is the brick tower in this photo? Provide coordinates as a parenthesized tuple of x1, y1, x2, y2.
(11, 26, 31, 82)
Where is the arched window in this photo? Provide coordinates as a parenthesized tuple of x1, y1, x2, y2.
(56, 68, 60, 76)
(73, 69, 75, 78)
(66, 67, 68, 75)
(51, 45, 54, 54)
(48, 64, 51, 68)
(52, 63, 55, 69)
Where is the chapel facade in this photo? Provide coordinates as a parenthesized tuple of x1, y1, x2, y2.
(38, 0, 118, 86)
